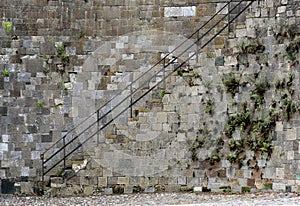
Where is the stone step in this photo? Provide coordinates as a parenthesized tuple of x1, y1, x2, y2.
(105, 134, 130, 143)
(105, 134, 117, 139)
(137, 107, 151, 113)
(148, 99, 163, 111)
(50, 176, 65, 188)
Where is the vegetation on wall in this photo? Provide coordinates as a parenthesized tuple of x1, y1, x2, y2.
(192, 72, 299, 169)
(238, 39, 265, 55)
(236, 39, 265, 67)
(3, 21, 12, 34)
(203, 97, 215, 115)
(249, 75, 270, 108)
(284, 36, 300, 65)
(35, 101, 46, 107)
(190, 25, 300, 171)
(2, 69, 9, 77)
(178, 68, 202, 87)
(272, 19, 300, 66)
(191, 126, 210, 161)
(222, 72, 240, 95)
(56, 43, 70, 74)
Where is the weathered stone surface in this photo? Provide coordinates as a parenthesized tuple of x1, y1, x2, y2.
(0, 0, 298, 196)
(20, 182, 34, 194)
(50, 177, 64, 185)
(104, 188, 113, 195)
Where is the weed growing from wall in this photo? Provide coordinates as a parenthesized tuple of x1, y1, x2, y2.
(35, 101, 45, 107)
(159, 90, 166, 99)
(238, 39, 265, 54)
(237, 39, 265, 67)
(203, 97, 215, 115)
(191, 126, 210, 161)
(284, 35, 300, 66)
(2, 69, 9, 77)
(272, 19, 296, 43)
(56, 43, 70, 75)
(272, 20, 299, 66)
(223, 72, 240, 96)
(56, 44, 70, 65)
(249, 75, 270, 108)
(3, 21, 12, 34)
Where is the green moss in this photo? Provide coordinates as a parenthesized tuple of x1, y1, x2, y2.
(220, 186, 231, 193)
(56, 43, 70, 66)
(159, 90, 166, 99)
(203, 97, 215, 115)
(242, 186, 251, 192)
(2, 69, 9, 77)
(180, 186, 193, 192)
(35, 101, 45, 107)
(263, 183, 273, 190)
(3, 21, 12, 33)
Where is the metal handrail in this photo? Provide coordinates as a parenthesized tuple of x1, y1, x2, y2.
(41, 0, 232, 158)
(41, 0, 256, 182)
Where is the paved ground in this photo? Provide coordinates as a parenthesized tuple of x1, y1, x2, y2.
(0, 192, 299, 205)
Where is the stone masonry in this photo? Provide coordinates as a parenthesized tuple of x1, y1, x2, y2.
(0, 0, 300, 196)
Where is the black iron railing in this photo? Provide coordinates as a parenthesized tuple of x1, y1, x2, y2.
(41, 0, 256, 187)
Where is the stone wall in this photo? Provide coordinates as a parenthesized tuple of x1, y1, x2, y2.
(0, 0, 299, 195)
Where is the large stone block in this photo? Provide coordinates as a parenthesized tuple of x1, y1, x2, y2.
(10, 151, 22, 160)
(98, 177, 107, 187)
(277, 6, 286, 13)
(263, 168, 276, 179)
(21, 167, 30, 177)
(286, 128, 296, 140)
(17, 72, 31, 83)
(178, 177, 186, 185)
(0, 107, 7, 116)
(104, 188, 113, 195)
(117, 177, 129, 185)
(0, 143, 8, 151)
(22, 134, 33, 142)
(1, 179, 16, 194)
(272, 182, 286, 192)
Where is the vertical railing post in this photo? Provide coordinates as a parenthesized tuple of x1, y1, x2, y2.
(97, 109, 100, 144)
(41, 154, 44, 194)
(130, 83, 133, 118)
(228, 1, 231, 35)
(63, 135, 66, 169)
(163, 58, 166, 90)
(196, 30, 199, 63)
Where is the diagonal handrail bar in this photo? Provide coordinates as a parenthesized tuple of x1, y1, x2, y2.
(42, 0, 237, 168)
(42, 0, 256, 177)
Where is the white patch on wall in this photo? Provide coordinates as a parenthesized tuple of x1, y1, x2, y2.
(183, 6, 196, 16)
(216, 3, 228, 14)
(21, 167, 30, 176)
(0, 143, 8, 151)
(164, 6, 196, 17)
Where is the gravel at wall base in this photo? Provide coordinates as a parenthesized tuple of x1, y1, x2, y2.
(0, 192, 299, 206)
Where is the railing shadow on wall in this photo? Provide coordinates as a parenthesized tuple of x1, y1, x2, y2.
(40, 0, 257, 191)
